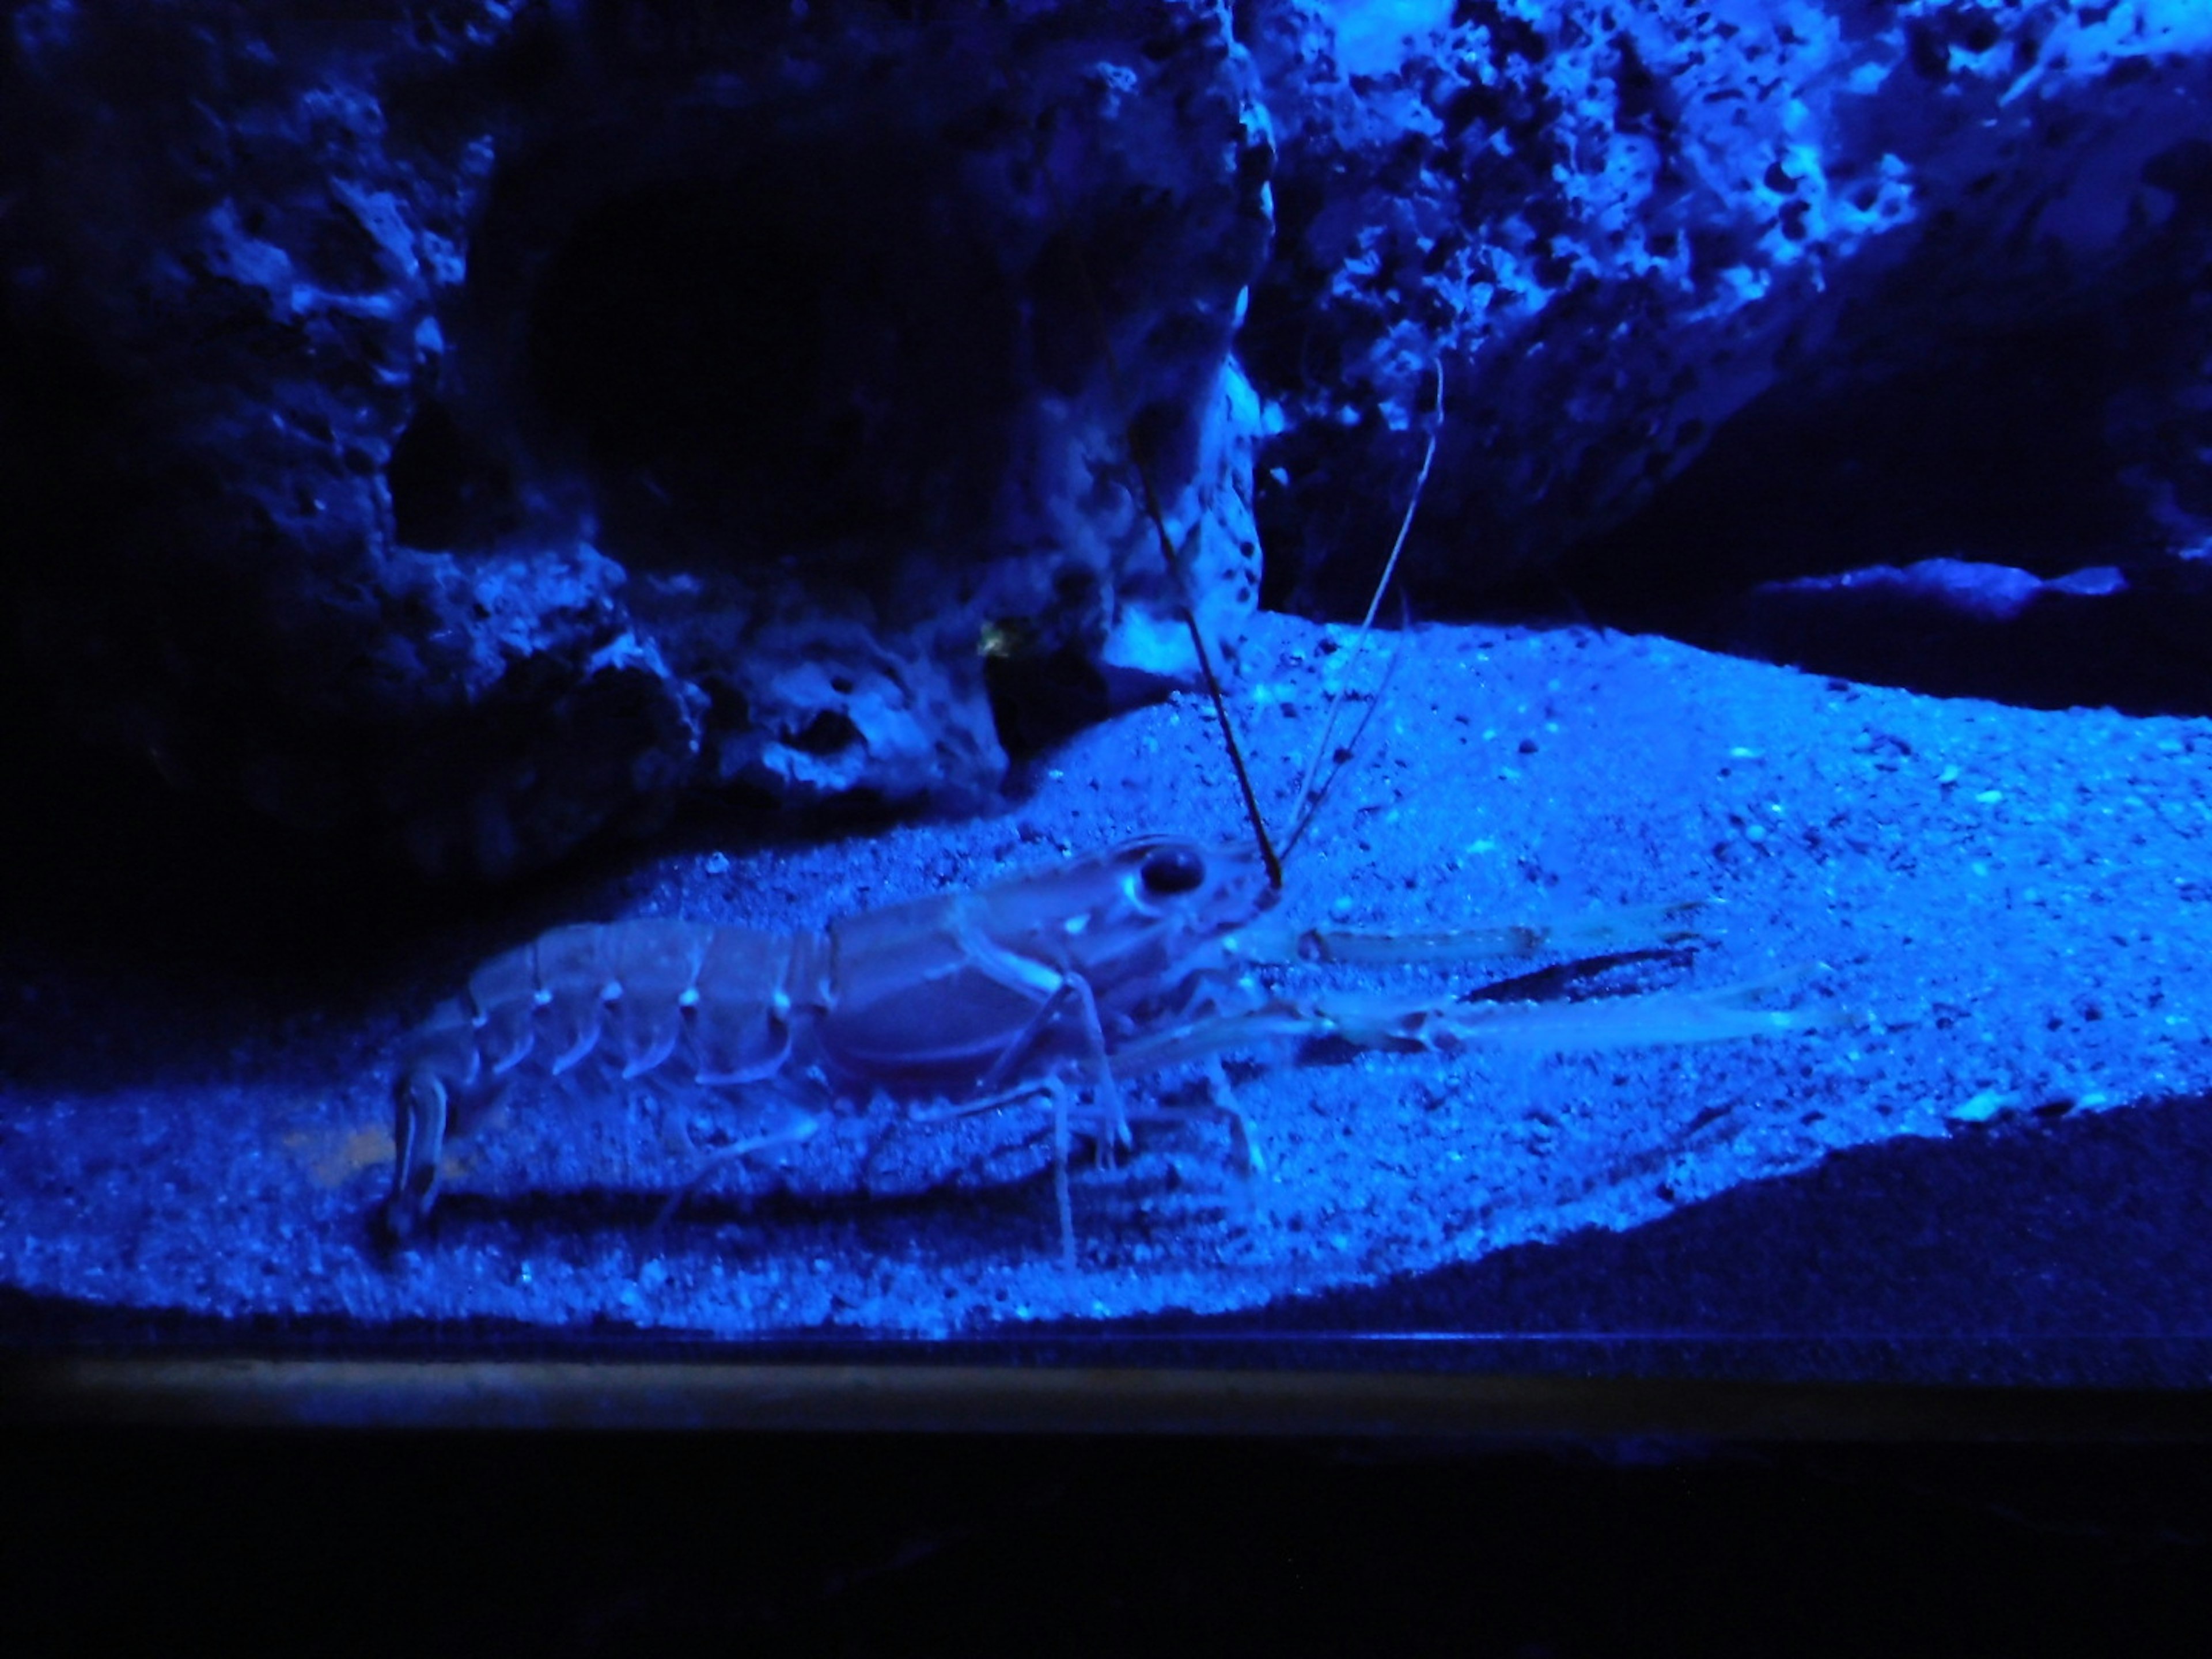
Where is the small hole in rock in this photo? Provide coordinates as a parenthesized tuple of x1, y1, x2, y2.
(787, 710, 861, 756)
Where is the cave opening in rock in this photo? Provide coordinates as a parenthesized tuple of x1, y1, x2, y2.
(1565, 316, 2149, 624)
(1549, 314, 2212, 716)
(520, 160, 1022, 579)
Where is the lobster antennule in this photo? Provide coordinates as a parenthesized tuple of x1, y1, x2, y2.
(1280, 359, 1442, 863)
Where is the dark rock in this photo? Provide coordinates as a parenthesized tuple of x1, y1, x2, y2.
(1, 0, 1270, 876)
(7, 0, 2212, 877)
(1243, 0, 2212, 619)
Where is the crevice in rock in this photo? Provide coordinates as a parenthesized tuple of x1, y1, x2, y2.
(513, 158, 1022, 582)
(1554, 314, 2212, 718)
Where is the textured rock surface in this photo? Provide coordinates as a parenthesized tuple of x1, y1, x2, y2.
(1, 0, 1270, 875)
(7, 0, 2212, 879)
(1246, 0, 2212, 613)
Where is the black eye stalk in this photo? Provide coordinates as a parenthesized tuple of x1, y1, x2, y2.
(1139, 845, 1207, 896)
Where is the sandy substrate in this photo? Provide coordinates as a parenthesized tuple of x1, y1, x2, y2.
(4, 612, 2208, 1340)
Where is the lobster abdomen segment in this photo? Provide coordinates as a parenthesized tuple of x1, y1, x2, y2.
(384, 919, 827, 1240)
(440, 920, 819, 1086)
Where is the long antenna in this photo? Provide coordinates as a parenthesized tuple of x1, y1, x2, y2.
(1281, 359, 1442, 860)
(1052, 209, 1284, 888)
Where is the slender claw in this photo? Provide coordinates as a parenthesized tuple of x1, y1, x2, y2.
(1233, 899, 1712, 969)
(1110, 965, 1838, 1073)
(1425, 976, 1843, 1050)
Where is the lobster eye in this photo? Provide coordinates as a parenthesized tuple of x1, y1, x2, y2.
(1139, 846, 1206, 896)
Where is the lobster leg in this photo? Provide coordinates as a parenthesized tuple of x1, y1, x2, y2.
(653, 1103, 824, 1230)
(974, 969, 1129, 1159)
(907, 1073, 1096, 1268)
(1119, 1058, 1267, 1179)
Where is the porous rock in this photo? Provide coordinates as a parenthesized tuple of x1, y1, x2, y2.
(0, 0, 1270, 876)
(1246, 0, 2212, 613)
(10, 0, 2212, 879)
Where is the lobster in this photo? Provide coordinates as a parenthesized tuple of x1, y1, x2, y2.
(380, 827, 1823, 1264)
